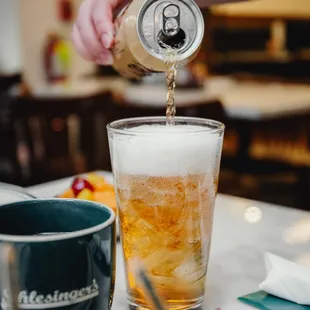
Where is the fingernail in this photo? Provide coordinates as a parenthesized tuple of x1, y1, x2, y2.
(101, 33, 112, 49)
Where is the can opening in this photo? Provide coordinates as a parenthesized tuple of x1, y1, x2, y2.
(157, 29, 186, 50)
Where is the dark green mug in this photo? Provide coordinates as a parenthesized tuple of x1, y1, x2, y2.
(0, 199, 116, 310)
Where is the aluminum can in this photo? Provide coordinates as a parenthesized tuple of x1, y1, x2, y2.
(112, 0, 204, 79)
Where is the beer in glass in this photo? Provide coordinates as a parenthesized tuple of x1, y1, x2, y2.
(107, 117, 224, 309)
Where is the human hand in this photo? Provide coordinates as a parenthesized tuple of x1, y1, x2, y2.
(72, 0, 243, 65)
(72, 0, 127, 65)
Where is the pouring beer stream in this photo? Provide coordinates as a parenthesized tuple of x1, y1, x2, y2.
(165, 57, 178, 125)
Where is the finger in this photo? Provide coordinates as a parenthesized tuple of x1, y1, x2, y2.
(92, 0, 115, 49)
(76, 0, 104, 58)
(72, 24, 94, 61)
(95, 51, 114, 65)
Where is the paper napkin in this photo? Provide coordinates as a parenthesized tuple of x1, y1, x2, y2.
(259, 252, 310, 305)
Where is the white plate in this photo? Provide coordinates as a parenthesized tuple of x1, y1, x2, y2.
(27, 171, 120, 237)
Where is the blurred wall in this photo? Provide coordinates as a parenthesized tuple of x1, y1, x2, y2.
(19, 0, 94, 88)
(212, 0, 310, 18)
(0, 0, 21, 74)
(19, 0, 95, 90)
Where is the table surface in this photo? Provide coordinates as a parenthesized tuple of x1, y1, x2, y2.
(10, 77, 129, 99)
(27, 171, 310, 310)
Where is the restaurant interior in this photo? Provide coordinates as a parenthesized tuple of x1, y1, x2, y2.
(1, 0, 310, 211)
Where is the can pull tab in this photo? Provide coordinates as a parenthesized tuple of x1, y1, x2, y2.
(157, 3, 186, 50)
(162, 4, 180, 37)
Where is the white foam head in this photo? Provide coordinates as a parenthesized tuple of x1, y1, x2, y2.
(110, 124, 223, 176)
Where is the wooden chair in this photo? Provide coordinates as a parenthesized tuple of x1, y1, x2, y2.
(11, 90, 112, 186)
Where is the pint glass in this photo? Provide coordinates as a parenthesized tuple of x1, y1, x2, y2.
(107, 117, 224, 309)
